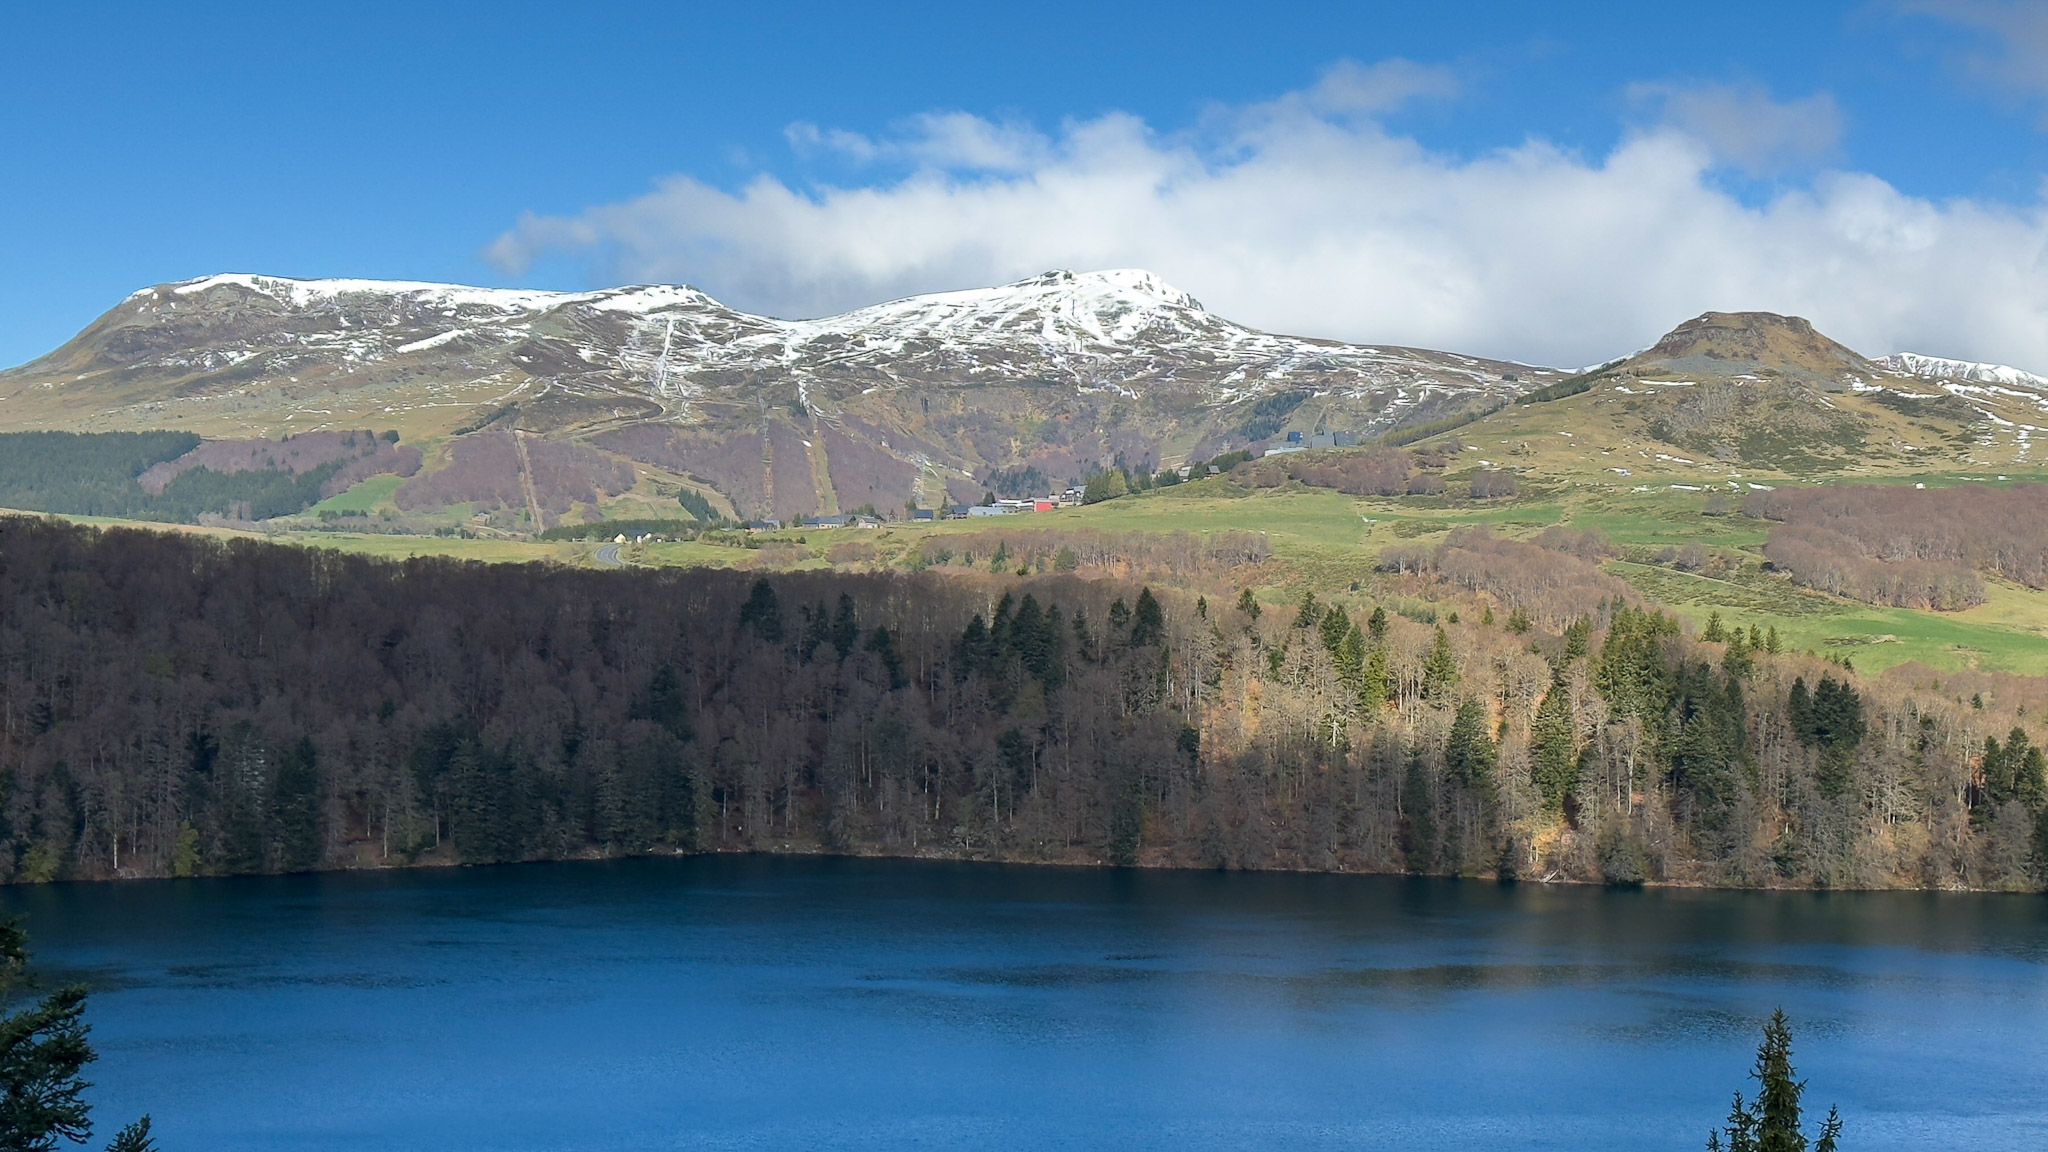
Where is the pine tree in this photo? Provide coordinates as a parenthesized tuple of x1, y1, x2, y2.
(738, 578, 783, 643)
(1334, 625, 1366, 693)
(1366, 606, 1388, 640)
(270, 737, 321, 872)
(1422, 627, 1459, 702)
(1532, 683, 1578, 812)
(1359, 646, 1391, 713)
(1562, 616, 1593, 663)
(1751, 1009, 1806, 1152)
(1292, 590, 1321, 630)
(1707, 1010, 1841, 1152)
(1788, 677, 1812, 741)
(1107, 597, 1132, 634)
(1444, 698, 1498, 787)
(830, 593, 860, 661)
(1704, 611, 1726, 642)
(0, 919, 153, 1151)
(1319, 604, 1352, 656)
(1235, 588, 1261, 620)
(1130, 588, 1165, 647)
(1723, 627, 1755, 680)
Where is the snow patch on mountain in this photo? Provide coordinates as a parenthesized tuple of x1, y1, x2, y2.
(1877, 352, 2048, 393)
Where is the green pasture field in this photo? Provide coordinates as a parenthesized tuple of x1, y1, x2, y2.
(306, 473, 405, 515)
(24, 459, 2048, 676)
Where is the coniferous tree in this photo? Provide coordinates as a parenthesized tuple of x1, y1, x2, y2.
(1234, 588, 1261, 620)
(738, 578, 784, 643)
(1722, 628, 1755, 680)
(0, 920, 152, 1152)
(1359, 646, 1391, 713)
(1292, 590, 1321, 630)
(1333, 625, 1366, 693)
(829, 593, 860, 661)
(1532, 683, 1578, 812)
(864, 626, 908, 691)
(1130, 588, 1165, 648)
(1707, 1010, 1841, 1152)
(1444, 698, 1498, 787)
(1422, 627, 1459, 701)
(270, 738, 321, 873)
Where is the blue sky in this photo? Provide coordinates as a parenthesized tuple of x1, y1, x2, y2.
(6, 1, 2048, 368)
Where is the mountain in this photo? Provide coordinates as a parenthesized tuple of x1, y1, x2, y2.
(0, 270, 1555, 522)
(1446, 312, 2048, 479)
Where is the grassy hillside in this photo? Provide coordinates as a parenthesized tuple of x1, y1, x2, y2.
(23, 413, 2048, 678)
(585, 466, 2048, 676)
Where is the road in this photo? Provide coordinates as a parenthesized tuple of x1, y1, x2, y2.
(593, 543, 624, 568)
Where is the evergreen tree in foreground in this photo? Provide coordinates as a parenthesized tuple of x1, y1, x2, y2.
(1707, 1009, 1841, 1152)
(0, 919, 152, 1152)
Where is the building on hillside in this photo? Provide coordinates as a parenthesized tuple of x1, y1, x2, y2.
(912, 509, 935, 520)
(966, 504, 1008, 517)
(1033, 500, 1055, 512)
(806, 514, 849, 528)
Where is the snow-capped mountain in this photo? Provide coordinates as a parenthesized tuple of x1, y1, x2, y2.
(0, 270, 1554, 520)
(1875, 352, 2048, 393)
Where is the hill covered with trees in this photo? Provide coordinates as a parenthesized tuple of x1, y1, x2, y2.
(0, 515, 2043, 890)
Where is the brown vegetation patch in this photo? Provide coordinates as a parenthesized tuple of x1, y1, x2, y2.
(395, 433, 633, 520)
(139, 430, 420, 496)
(1742, 484, 2048, 609)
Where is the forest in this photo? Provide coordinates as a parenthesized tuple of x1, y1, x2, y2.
(1747, 482, 2048, 609)
(2, 514, 2046, 890)
(0, 430, 416, 524)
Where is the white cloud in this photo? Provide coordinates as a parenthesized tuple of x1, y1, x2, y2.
(1904, 0, 2048, 115)
(786, 112, 1051, 172)
(1628, 81, 1842, 174)
(488, 61, 2048, 373)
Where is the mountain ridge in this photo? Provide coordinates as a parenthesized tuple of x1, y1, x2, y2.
(11, 271, 2048, 523)
(0, 269, 1556, 521)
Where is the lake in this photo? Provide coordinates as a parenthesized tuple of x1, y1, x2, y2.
(5, 857, 2046, 1150)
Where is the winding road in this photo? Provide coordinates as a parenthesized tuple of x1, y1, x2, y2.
(593, 543, 624, 568)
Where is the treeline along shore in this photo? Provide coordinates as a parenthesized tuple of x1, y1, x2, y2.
(2, 515, 2046, 890)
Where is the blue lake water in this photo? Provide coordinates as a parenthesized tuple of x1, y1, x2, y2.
(6, 857, 2047, 1150)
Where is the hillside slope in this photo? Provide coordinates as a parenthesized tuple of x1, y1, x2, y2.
(0, 270, 1556, 521)
(1420, 311, 2048, 482)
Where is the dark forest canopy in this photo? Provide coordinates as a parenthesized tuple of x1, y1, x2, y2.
(1, 515, 2046, 890)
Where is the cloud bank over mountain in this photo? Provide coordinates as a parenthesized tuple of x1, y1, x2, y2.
(489, 60, 2048, 372)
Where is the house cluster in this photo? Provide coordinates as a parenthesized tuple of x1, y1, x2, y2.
(1258, 430, 1357, 457)
(740, 513, 886, 530)
(957, 496, 1062, 518)
(740, 495, 1072, 531)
